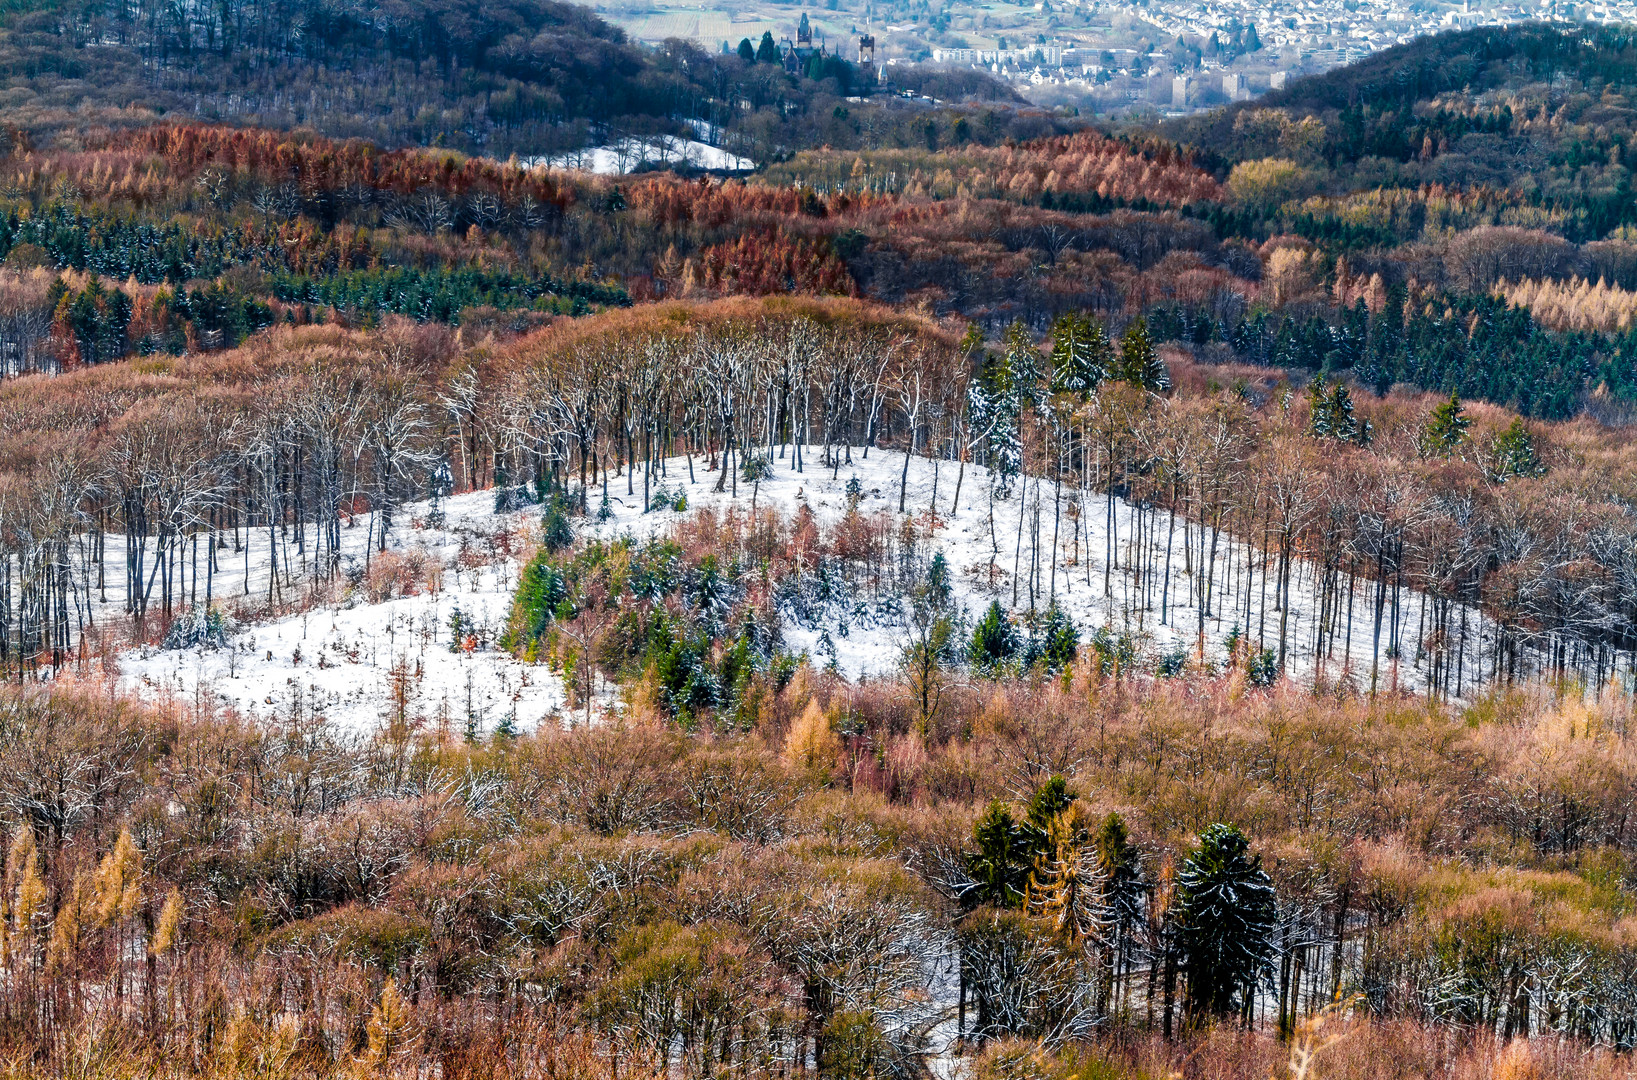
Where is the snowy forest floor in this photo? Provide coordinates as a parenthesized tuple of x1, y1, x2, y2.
(113, 490, 564, 736)
(101, 445, 1556, 734)
(581, 445, 1513, 698)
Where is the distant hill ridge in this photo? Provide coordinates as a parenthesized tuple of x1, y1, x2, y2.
(1168, 22, 1637, 173)
(0, 0, 1026, 159)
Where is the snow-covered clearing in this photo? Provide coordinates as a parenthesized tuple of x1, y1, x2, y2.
(106, 445, 1529, 734)
(115, 491, 565, 736)
(525, 137, 754, 175)
(582, 446, 1501, 697)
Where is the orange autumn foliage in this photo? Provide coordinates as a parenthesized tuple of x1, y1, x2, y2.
(688, 230, 857, 298)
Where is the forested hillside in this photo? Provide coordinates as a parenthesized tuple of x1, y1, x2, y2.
(0, 17, 1635, 1080)
(1172, 24, 1637, 194)
(0, 300, 1634, 1080)
(0, 113, 1633, 421)
(1163, 23, 1637, 239)
(2, 298, 1631, 714)
(0, 0, 1027, 158)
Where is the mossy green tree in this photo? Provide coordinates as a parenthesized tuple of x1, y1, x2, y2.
(817, 1011, 890, 1080)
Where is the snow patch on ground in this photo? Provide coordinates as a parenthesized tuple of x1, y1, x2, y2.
(116, 491, 565, 736)
(526, 137, 754, 175)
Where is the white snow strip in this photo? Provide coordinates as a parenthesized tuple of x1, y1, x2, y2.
(525, 137, 754, 176)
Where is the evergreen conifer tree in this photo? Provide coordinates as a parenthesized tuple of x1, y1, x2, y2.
(1306, 375, 1360, 442)
(1048, 311, 1109, 396)
(974, 324, 1033, 498)
(1026, 797, 1107, 945)
(1025, 775, 1074, 829)
(542, 497, 575, 552)
(1175, 823, 1276, 1021)
(963, 802, 1036, 909)
(925, 551, 953, 608)
(1027, 601, 1079, 672)
(1422, 390, 1471, 456)
(969, 600, 1020, 673)
(1113, 317, 1170, 391)
(1092, 812, 1145, 1012)
(1487, 418, 1545, 481)
(1094, 812, 1145, 941)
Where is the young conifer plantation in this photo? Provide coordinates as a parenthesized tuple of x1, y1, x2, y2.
(0, 11, 1635, 1080)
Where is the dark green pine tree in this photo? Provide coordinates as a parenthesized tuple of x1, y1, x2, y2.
(1112, 317, 1170, 391)
(1338, 299, 1369, 368)
(1361, 301, 1398, 394)
(1272, 316, 1300, 369)
(1001, 319, 1042, 396)
(738, 37, 756, 61)
(969, 600, 1020, 673)
(1175, 823, 1276, 1021)
(1305, 375, 1359, 443)
(756, 31, 780, 63)
(541, 497, 575, 551)
(925, 550, 953, 608)
(1028, 601, 1079, 673)
(1422, 390, 1471, 457)
(1024, 775, 1074, 830)
(1093, 811, 1145, 1013)
(1094, 812, 1145, 931)
(974, 323, 1034, 496)
(962, 776, 1085, 910)
(963, 801, 1037, 909)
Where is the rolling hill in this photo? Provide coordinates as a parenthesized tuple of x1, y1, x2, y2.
(0, 0, 1027, 157)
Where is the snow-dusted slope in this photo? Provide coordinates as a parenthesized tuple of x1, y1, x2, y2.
(112, 445, 1520, 734)
(117, 491, 566, 736)
(584, 447, 1500, 697)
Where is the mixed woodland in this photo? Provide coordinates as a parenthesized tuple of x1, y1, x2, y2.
(0, 15, 1632, 1080)
(0, 0, 1033, 159)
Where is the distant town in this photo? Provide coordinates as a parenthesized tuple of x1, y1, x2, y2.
(597, 0, 1623, 115)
